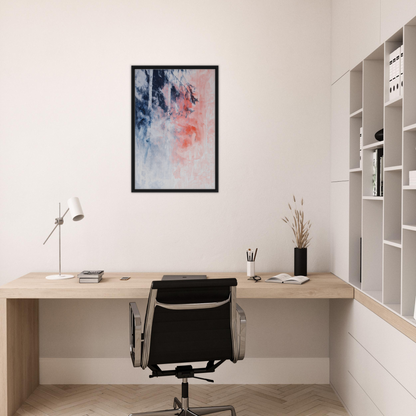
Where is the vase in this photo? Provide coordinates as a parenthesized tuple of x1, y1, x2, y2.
(294, 248, 307, 276)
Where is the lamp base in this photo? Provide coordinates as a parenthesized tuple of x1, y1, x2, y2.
(46, 274, 74, 280)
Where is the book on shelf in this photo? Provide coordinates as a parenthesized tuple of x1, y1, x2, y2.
(372, 148, 383, 196)
(79, 276, 102, 284)
(78, 270, 104, 278)
(380, 151, 383, 196)
(400, 44, 404, 95)
(372, 150, 377, 196)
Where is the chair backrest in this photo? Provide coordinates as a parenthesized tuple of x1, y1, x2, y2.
(141, 278, 238, 368)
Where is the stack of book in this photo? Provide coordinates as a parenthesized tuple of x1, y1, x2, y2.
(78, 270, 104, 283)
(409, 171, 416, 187)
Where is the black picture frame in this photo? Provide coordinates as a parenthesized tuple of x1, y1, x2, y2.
(131, 66, 218, 192)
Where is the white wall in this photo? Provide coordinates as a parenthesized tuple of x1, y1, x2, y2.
(0, 0, 332, 381)
(331, 0, 416, 81)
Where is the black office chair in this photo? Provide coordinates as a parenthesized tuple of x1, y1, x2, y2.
(129, 278, 246, 416)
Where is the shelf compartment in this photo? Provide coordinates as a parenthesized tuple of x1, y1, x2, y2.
(349, 171, 362, 288)
(384, 170, 402, 242)
(362, 199, 383, 293)
(384, 106, 403, 168)
(402, 230, 416, 316)
(363, 58, 384, 147)
(403, 25, 416, 128)
(362, 145, 384, 198)
(365, 290, 383, 303)
(350, 117, 363, 170)
(384, 37, 403, 105)
(403, 181, 416, 228)
(384, 303, 401, 314)
(350, 63, 363, 114)
(383, 244, 401, 307)
(402, 131, 416, 186)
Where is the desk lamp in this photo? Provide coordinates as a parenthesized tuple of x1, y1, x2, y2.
(43, 197, 84, 280)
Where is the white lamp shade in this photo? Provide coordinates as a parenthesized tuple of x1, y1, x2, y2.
(67, 197, 84, 221)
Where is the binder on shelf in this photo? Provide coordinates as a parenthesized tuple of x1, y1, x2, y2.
(372, 148, 384, 196)
(390, 47, 401, 100)
(400, 44, 404, 96)
(395, 47, 401, 98)
(389, 51, 394, 100)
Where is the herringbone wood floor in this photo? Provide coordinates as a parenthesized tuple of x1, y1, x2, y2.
(15, 384, 349, 416)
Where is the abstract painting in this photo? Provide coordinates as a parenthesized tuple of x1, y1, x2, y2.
(131, 66, 218, 192)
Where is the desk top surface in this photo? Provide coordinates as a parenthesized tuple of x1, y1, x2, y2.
(0, 272, 353, 299)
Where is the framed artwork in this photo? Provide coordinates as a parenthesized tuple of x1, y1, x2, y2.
(131, 66, 218, 192)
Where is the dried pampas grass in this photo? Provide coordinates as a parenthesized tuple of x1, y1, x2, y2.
(282, 195, 312, 248)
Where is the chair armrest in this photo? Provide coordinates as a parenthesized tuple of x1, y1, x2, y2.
(129, 302, 142, 368)
(236, 303, 246, 360)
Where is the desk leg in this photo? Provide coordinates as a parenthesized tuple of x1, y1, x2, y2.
(0, 299, 39, 416)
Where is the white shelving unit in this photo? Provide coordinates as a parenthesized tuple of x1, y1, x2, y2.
(348, 19, 416, 327)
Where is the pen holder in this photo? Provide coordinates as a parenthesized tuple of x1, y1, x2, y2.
(247, 261, 255, 277)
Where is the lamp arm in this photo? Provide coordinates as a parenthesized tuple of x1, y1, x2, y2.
(43, 208, 70, 245)
(61, 208, 70, 219)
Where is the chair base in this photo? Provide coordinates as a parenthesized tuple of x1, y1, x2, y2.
(129, 396, 236, 416)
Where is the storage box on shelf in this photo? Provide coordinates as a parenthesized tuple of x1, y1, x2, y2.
(348, 17, 416, 327)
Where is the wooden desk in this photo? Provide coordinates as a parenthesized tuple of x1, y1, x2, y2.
(0, 272, 352, 416)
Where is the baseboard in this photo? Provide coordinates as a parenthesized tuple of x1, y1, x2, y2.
(40, 357, 329, 384)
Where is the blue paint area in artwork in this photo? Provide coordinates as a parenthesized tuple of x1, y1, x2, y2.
(134, 69, 173, 188)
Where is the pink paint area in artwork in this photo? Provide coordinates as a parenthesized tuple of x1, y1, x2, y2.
(169, 70, 215, 188)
